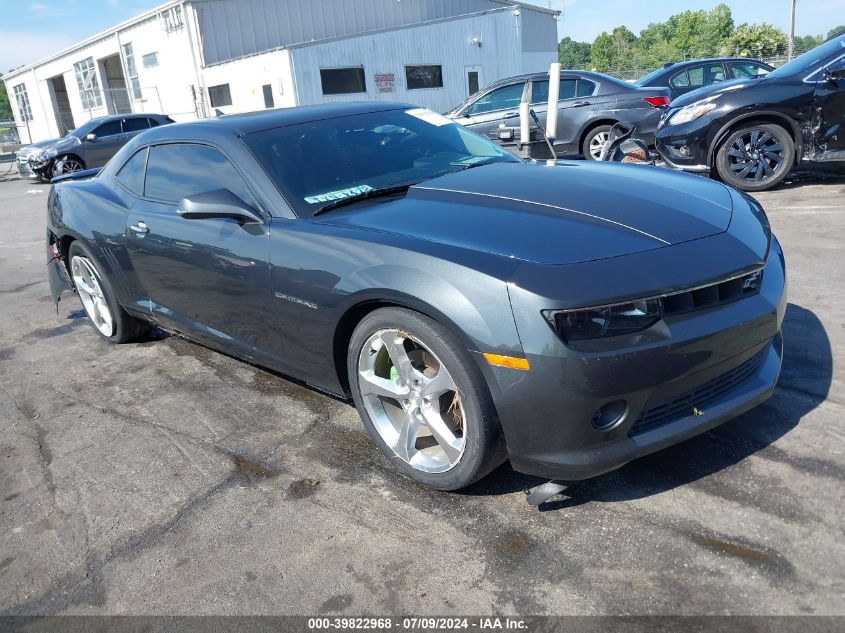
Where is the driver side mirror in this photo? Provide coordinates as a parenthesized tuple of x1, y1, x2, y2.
(85, 133, 97, 142)
(178, 189, 263, 224)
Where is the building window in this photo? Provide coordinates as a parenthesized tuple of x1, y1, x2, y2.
(13, 84, 33, 122)
(405, 65, 443, 90)
(208, 84, 232, 108)
(142, 52, 159, 68)
(74, 57, 103, 110)
(320, 68, 366, 95)
(122, 43, 143, 100)
(160, 5, 184, 32)
(262, 84, 274, 109)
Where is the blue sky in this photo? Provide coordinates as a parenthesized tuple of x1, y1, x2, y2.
(1, 0, 840, 74)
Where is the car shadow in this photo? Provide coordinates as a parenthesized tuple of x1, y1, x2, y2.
(459, 303, 832, 510)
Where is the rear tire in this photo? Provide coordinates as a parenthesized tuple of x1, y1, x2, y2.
(67, 241, 149, 343)
(582, 124, 613, 161)
(348, 307, 506, 490)
(716, 123, 794, 192)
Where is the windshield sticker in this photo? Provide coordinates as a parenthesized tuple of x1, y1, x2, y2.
(305, 184, 374, 204)
(406, 108, 452, 127)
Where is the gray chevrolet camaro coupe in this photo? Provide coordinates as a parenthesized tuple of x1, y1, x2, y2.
(46, 102, 786, 491)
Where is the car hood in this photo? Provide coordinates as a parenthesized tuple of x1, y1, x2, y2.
(314, 161, 735, 265)
(22, 136, 80, 158)
(671, 76, 759, 107)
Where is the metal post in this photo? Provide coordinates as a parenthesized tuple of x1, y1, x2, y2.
(788, 0, 797, 61)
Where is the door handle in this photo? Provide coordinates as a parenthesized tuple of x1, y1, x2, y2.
(572, 101, 591, 107)
(130, 221, 149, 235)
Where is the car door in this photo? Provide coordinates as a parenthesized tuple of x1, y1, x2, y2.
(530, 76, 600, 154)
(125, 142, 271, 359)
(82, 119, 127, 167)
(457, 81, 527, 140)
(812, 57, 845, 160)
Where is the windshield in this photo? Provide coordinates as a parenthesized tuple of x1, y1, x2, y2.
(634, 67, 668, 86)
(768, 35, 845, 79)
(245, 108, 519, 217)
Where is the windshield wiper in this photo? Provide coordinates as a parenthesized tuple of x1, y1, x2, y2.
(312, 183, 417, 216)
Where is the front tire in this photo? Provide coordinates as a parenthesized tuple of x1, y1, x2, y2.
(348, 308, 505, 490)
(53, 155, 85, 178)
(716, 123, 794, 192)
(582, 124, 613, 161)
(68, 241, 149, 343)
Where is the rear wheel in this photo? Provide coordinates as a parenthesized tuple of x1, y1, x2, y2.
(582, 125, 613, 161)
(68, 241, 149, 343)
(348, 308, 505, 490)
(716, 123, 794, 192)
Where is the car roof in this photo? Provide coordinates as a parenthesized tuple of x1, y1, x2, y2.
(87, 113, 168, 124)
(660, 57, 773, 70)
(168, 101, 417, 136)
(485, 69, 625, 88)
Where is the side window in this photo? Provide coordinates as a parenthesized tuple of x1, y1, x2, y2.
(144, 143, 254, 206)
(558, 79, 577, 100)
(530, 80, 548, 104)
(689, 63, 725, 88)
(729, 62, 769, 79)
(94, 120, 123, 137)
(670, 71, 690, 88)
(576, 80, 596, 97)
(115, 147, 148, 195)
(122, 118, 150, 133)
(468, 83, 525, 115)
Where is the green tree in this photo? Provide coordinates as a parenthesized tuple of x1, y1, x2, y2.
(701, 3, 734, 56)
(722, 23, 787, 57)
(558, 37, 592, 69)
(591, 32, 614, 72)
(828, 26, 845, 39)
(0, 77, 11, 120)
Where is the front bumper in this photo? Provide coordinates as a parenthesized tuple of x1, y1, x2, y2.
(654, 113, 713, 172)
(488, 235, 787, 481)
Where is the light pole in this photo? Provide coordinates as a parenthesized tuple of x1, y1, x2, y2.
(788, 0, 797, 60)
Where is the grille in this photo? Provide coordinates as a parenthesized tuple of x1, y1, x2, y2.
(662, 270, 763, 316)
(629, 348, 767, 437)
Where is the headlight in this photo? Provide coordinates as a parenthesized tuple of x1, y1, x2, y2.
(30, 148, 57, 163)
(668, 101, 717, 125)
(543, 299, 661, 342)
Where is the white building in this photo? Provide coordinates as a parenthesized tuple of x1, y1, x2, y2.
(4, 0, 559, 144)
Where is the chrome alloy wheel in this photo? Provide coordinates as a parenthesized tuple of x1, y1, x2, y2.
(357, 329, 466, 473)
(54, 157, 84, 176)
(589, 130, 610, 160)
(70, 255, 114, 337)
(727, 129, 784, 183)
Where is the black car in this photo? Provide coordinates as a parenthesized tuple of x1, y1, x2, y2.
(635, 58, 773, 100)
(18, 113, 173, 181)
(446, 71, 670, 160)
(656, 34, 845, 191)
(46, 103, 785, 491)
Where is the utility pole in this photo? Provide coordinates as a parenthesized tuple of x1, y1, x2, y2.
(788, 0, 797, 60)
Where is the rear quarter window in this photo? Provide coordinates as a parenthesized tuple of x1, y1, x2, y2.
(115, 147, 148, 195)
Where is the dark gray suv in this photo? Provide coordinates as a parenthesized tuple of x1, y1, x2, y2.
(18, 113, 173, 181)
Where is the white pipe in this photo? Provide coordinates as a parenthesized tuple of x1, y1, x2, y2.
(546, 62, 561, 143)
(519, 102, 530, 145)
